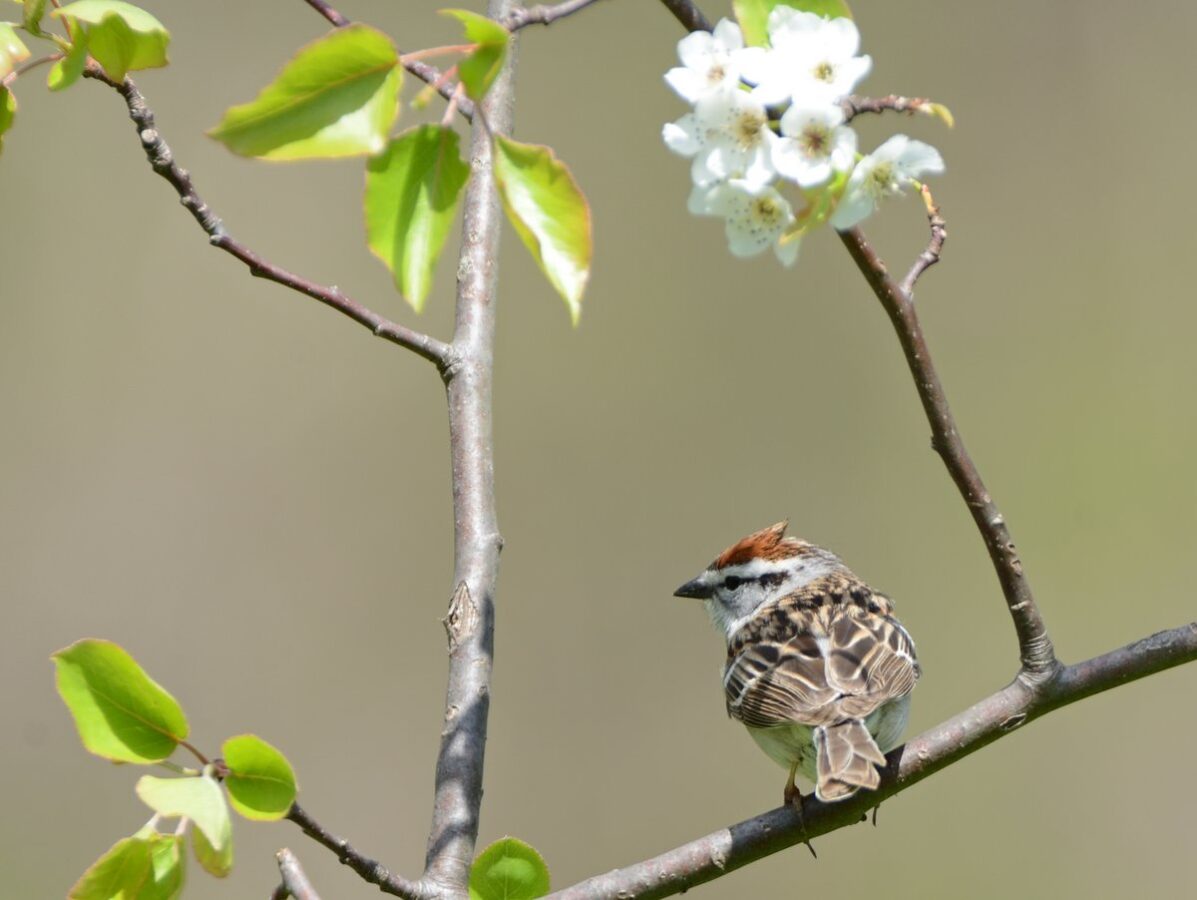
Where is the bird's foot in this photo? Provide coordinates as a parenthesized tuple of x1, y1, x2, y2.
(785, 787, 817, 859)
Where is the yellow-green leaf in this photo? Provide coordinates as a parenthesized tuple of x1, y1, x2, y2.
(222, 734, 297, 821)
(52, 639, 189, 764)
(143, 834, 185, 900)
(734, 0, 852, 46)
(52, 1, 170, 82)
(136, 773, 232, 858)
(492, 136, 592, 325)
(191, 821, 233, 878)
(23, 0, 48, 37)
(208, 24, 401, 161)
(441, 9, 507, 101)
(365, 124, 470, 311)
(0, 21, 30, 79)
(48, 32, 89, 91)
(68, 837, 153, 899)
(469, 837, 550, 900)
(0, 87, 15, 157)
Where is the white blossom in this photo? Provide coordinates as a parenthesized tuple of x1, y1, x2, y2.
(664, 18, 746, 103)
(741, 10, 871, 107)
(830, 135, 944, 230)
(691, 179, 799, 265)
(662, 89, 777, 188)
(772, 102, 857, 188)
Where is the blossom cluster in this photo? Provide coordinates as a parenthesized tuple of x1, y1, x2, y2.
(663, 7, 944, 265)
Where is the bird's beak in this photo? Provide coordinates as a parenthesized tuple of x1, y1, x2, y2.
(674, 575, 713, 599)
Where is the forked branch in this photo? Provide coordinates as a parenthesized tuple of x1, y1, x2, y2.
(82, 66, 452, 370)
(550, 621, 1197, 899)
(838, 221, 1056, 675)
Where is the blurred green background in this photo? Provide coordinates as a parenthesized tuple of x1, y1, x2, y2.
(3, 1, 1195, 897)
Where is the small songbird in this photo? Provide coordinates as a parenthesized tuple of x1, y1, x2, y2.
(675, 521, 919, 805)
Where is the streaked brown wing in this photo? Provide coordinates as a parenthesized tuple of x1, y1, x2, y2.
(826, 611, 920, 719)
(725, 607, 918, 728)
(725, 631, 839, 728)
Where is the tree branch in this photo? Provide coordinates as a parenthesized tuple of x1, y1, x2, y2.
(286, 803, 429, 900)
(297, 0, 475, 121)
(837, 223, 1056, 676)
(420, 0, 518, 895)
(843, 93, 938, 121)
(301, 0, 348, 28)
(550, 621, 1197, 899)
(274, 848, 322, 900)
(658, 0, 711, 32)
(81, 65, 452, 370)
(504, 0, 609, 30)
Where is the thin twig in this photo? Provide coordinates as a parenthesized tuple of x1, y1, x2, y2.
(81, 65, 453, 371)
(658, 0, 711, 32)
(838, 224, 1056, 676)
(504, 0, 609, 30)
(901, 186, 947, 295)
(843, 94, 935, 122)
(286, 803, 429, 900)
(549, 621, 1197, 899)
(297, 0, 475, 121)
(275, 849, 322, 900)
(301, 0, 348, 28)
(420, 0, 517, 894)
(1, 53, 63, 89)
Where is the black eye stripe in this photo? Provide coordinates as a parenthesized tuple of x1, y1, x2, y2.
(723, 572, 786, 591)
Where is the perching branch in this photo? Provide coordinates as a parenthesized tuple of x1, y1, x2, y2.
(420, 0, 517, 895)
(837, 222, 1056, 676)
(81, 65, 453, 371)
(286, 804, 428, 900)
(550, 620, 1197, 899)
(273, 848, 322, 900)
(503, 0, 609, 30)
(298, 0, 476, 121)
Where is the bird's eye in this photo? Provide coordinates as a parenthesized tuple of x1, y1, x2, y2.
(723, 576, 742, 590)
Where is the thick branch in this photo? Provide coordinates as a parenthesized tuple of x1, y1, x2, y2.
(82, 66, 452, 370)
(504, 0, 608, 30)
(287, 804, 429, 900)
(658, 0, 711, 32)
(550, 621, 1197, 899)
(274, 848, 322, 900)
(837, 225, 1056, 676)
(298, 0, 475, 121)
(421, 0, 517, 895)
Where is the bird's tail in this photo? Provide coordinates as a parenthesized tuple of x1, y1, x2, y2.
(813, 720, 887, 802)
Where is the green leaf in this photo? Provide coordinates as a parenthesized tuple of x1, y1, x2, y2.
(365, 124, 470, 311)
(441, 9, 507, 101)
(23, 0, 48, 37)
(143, 835, 186, 900)
(52, 1, 170, 82)
(734, 0, 852, 46)
(0, 21, 30, 79)
(68, 836, 153, 899)
(52, 639, 189, 764)
(469, 837, 550, 900)
(191, 820, 233, 878)
(135, 774, 232, 854)
(48, 31, 89, 91)
(208, 24, 401, 161)
(0, 87, 15, 157)
(222, 734, 297, 821)
(492, 136, 591, 325)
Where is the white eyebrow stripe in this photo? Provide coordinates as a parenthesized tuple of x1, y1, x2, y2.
(715, 558, 793, 580)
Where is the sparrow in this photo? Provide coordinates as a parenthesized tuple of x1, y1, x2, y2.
(675, 521, 919, 805)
